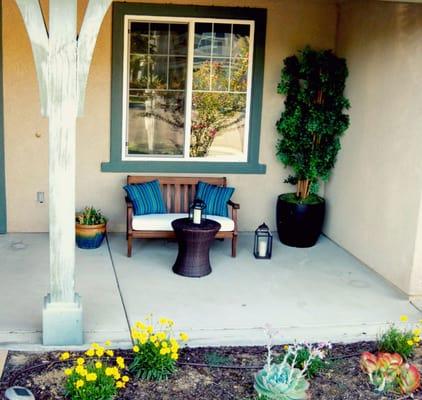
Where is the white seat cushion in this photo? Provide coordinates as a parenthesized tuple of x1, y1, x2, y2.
(132, 213, 235, 232)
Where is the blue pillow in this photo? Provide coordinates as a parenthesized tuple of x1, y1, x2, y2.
(195, 181, 234, 217)
(124, 180, 167, 215)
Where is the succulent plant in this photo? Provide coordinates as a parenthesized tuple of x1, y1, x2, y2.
(360, 352, 420, 394)
(76, 206, 107, 226)
(254, 363, 309, 400)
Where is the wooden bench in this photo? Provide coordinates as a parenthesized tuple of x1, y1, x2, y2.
(125, 176, 239, 258)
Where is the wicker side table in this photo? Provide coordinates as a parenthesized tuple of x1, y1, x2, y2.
(171, 218, 221, 278)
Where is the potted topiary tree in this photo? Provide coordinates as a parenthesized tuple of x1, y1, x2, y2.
(276, 47, 350, 247)
(75, 206, 107, 249)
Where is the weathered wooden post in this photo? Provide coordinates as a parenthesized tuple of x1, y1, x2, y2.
(15, 0, 112, 345)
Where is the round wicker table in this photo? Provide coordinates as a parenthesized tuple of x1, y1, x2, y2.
(172, 218, 221, 278)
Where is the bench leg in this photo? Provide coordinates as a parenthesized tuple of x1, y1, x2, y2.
(231, 234, 237, 257)
(127, 236, 133, 257)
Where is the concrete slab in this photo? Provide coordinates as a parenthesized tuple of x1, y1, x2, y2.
(0, 234, 130, 348)
(109, 233, 421, 346)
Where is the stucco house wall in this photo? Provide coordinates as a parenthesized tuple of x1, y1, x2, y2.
(3, 0, 337, 233)
(324, 0, 422, 295)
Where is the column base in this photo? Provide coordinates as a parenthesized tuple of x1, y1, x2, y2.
(42, 293, 83, 346)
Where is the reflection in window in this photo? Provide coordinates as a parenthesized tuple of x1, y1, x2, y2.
(125, 19, 252, 160)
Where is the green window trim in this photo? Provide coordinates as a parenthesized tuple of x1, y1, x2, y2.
(102, 2, 267, 174)
(0, 2, 6, 233)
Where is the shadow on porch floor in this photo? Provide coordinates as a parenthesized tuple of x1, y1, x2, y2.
(0, 233, 420, 349)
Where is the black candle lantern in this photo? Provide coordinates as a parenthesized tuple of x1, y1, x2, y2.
(254, 223, 273, 259)
(189, 199, 206, 224)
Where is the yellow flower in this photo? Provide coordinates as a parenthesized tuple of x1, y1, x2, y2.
(86, 372, 97, 382)
(407, 339, 414, 346)
(160, 348, 168, 355)
(161, 341, 168, 348)
(122, 376, 130, 383)
(76, 358, 85, 366)
(95, 361, 103, 369)
(171, 353, 179, 360)
(91, 342, 100, 349)
(96, 348, 105, 357)
(167, 319, 174, 327)
(116, 356, 125, 368)
(150, 335, 157, 343)
(179, 332, 189, 342)
(136, 321, 146, 329)
(114, 371, 121, 380)
(133, 345, 140, 353)
(106, 349, 114, 357)
(105, 367, 114, 376)
(64, 368, 73, 376)
(105, 340, 112, 346)
(413, 328, 421, 336)
(283, 345, 289, 351)
(60, 352, 70, 361)
(400, 315, 409, 322)
(116, 381, 125, 389)
(157, 332, 166, 341)
(146, 325, 154, 334)
(414, 336, 421, 343)
(85, 349, 95, 357)
(75, 379, 84, 389)
(159, 318, 168, 325)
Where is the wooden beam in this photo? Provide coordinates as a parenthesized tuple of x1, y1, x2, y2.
(15, 0, 49, 116)
(77, 0, 112, 115)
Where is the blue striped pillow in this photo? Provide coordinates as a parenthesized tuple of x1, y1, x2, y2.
(124, 180, 167, 216)
(195, 181, 234, 217)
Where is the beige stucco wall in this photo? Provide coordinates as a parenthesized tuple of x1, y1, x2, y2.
(324, 0, 422, 294)
(3, 0, 337, 233)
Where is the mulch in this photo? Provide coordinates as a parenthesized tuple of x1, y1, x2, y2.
(1, 341, 422, 399)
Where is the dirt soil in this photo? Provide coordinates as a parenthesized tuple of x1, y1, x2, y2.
(1, 342, 422, 399)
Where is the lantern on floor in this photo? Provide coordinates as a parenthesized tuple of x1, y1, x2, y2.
(189, 199, 206, 224)
(254, 223, 272, 259)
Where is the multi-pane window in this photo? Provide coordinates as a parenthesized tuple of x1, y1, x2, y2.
(123, 16, 254, 161)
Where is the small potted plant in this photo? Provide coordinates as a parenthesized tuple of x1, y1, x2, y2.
(75, 206, 107, 249)
(276, 47, 350, 247)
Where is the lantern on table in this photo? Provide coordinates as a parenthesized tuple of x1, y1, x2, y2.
(254, 223, 272, 259)
(189, 199, 206, 224)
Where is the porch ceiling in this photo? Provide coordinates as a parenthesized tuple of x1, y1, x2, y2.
(0, 233, 420, 349)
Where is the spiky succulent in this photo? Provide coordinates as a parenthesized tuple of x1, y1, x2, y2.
(254, 363, 309, 400)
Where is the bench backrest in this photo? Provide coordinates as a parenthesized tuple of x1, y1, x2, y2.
(127, 176, 227, 213)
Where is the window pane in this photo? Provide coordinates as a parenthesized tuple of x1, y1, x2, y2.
(130, 22, 149, 54)
(194, 23, 213, 56)
(128, 91, 185, 156)
(213, 24, 231, 57)
(169, 56, 186, 90)
(169, 24, 188, 55)
(211, 58, 230, 91)
(129, 54, 148, 89)
(230, 57, 248, 92)
(150, 23, 169, 55)
(232, 24, 250, 58)
(190, 92, 247, 157)
(193, 57, 211, 91)
(149, 56, 168, 89)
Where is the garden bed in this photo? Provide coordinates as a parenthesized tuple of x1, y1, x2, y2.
(1, 342, 422, 399)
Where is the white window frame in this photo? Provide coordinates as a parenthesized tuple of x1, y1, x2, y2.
(121, 15, 255, 163)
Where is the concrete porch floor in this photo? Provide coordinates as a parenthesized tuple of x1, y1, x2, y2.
(0, 233, 420, 349)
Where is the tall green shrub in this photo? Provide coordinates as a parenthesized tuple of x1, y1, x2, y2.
(276, 47, 350, 200)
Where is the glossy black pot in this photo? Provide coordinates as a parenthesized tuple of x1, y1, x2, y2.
(276, 194, 325, 247)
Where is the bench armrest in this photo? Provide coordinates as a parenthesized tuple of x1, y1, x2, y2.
(227, 200, 240, 210)
(125, 196, 133, 209)
(126, 196, 133, 234)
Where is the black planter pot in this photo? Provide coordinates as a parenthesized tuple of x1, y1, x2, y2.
(276, 194, 325, 247)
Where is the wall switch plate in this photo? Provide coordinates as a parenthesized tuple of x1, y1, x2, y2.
(37, 192, 45, 203)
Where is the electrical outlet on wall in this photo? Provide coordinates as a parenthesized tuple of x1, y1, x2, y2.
(36, 192, 45, 203)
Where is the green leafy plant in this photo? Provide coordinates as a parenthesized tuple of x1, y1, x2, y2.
(378, 315, 421, 359)
(129, 316, 189, 381)
(276, 46, 350, 201)
(204, 351, 233, 366)
(61, 341, 129, 400)
(76, 206, 107, 226)
(360, 352, 421, 394)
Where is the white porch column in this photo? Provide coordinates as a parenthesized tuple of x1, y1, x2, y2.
(15, 0, 112, 346)
(42, 0, 82, 346)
